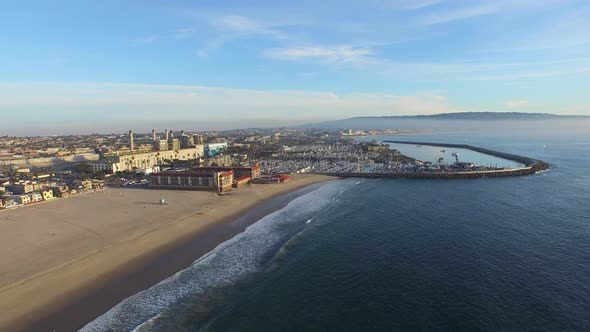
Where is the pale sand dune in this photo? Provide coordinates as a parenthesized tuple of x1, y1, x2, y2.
(0, 174, 333, 331)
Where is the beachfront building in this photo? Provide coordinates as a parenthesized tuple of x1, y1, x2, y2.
(192, 166, 261, 179)
(149, 170, 233, 193)
(90, 146, 204, 173)
(91, 179, 106, 190)
(29, 192, 43, 203)
(1, 197, 17, 208)
(5, 183, 34, 195)
(71, 180, 93, 192)
(251, 174, 291, 184)
(41, 189, 54, 201)
(232, 175, 251, 188)
(4, 194, 31, 205)
(48, 185, 69, 198)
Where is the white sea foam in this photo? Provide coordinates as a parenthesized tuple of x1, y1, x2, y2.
(79, 180, 355, 332)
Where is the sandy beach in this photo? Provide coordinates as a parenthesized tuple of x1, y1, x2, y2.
(0, 174, 333, 332)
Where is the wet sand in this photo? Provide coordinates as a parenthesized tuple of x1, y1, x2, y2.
(0, 174, 334, 332)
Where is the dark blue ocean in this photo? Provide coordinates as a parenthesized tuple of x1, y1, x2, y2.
(82, 127, 590, 331)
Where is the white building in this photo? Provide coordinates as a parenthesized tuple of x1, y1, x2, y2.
(90, 146, 204, 173)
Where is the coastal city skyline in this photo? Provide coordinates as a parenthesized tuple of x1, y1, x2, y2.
(2, 0, 590, 135)
(2, 2, 590, 331)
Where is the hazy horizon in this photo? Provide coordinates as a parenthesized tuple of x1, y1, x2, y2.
(2, 117, 589, 137)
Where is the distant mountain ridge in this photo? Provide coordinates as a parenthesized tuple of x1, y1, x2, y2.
(301, 112, 589, 129)
(348, 112, 588, 120)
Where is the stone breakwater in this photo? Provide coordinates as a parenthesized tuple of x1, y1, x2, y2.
(321, 141, 550, 180)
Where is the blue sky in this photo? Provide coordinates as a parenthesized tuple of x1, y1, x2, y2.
(1, 0, 589, 134)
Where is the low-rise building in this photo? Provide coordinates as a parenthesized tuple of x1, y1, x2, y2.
(89, 161, 112, 173)
(41, 189, 54, 201)
(47, 185, 69, 198)
(251, 174, 290, 184)
(192, 166, 261, 179)
(91, 180, 105, 190)
(4, 194, 31, 205)
(232, 175, 251, 188)
(149, 170, 233, 193)
(272, 174, 291, 183)
(30, 192, 43, 203)
(1, 197, 18, 208)
(71, 180, 93, 192)
(6, 183, 34, 195)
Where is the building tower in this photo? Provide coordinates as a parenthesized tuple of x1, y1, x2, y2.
(129, 130, 134, 151)
(152, 129, 156, 141)
(165, 129, 169, 141)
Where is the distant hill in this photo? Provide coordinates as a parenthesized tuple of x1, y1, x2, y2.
(302, 112, 589, 129)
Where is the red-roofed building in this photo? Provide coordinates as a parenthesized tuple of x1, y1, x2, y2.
(232, 175, 251, 188)
(272, 174, 291, 183)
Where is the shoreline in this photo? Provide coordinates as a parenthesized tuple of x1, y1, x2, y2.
(0, 174, 334, 332)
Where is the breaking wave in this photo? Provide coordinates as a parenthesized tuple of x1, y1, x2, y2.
(79, 179, 355, 332)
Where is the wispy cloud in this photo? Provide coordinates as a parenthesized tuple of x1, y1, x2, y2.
(421, 3, 500, 25)
(213, 15, 288, 40)
(172, 28, 194, 39)
(401, 0, 445, 11)
(264, 45, 380, 64)
(0, 82, 461, 120)
(504, 100, 529, 108)
(419, 0, 564, 25)
(134, 28, 194, 45)
(134, 34, 160, 44)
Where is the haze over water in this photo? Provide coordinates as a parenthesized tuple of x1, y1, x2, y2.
(83, 125, 590, 331)
(381, 142, 525, 168)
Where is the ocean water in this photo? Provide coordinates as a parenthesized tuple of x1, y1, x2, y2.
(82, 127, 590, 331)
